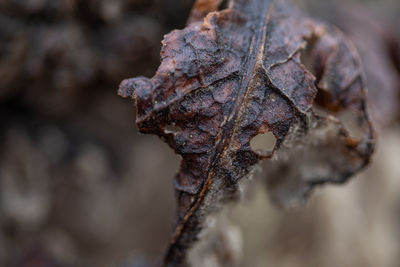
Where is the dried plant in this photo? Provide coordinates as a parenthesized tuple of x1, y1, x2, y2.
(119, 0, 375, 265)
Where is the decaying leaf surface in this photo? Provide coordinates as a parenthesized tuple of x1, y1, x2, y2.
(118, 0, 374, 265)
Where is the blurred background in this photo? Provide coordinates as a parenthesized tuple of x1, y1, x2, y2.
(0, 0, 399, 266)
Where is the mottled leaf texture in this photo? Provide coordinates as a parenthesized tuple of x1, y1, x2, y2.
(118, 0, 374, 265)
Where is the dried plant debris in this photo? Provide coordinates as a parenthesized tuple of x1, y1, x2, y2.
(119, 0, 374, 265)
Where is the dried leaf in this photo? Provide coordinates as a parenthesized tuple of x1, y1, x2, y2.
(306, 3, 400, 127)
(118, 0, 374, 265)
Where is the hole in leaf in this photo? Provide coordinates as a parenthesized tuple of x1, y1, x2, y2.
(300, 34, 318, 76)
(311, 95, 365, 140)
(250, 132, 277, 153)
(312, 101, 329, 117)
(164, 123, 181, 134)
(337, 110, 365, 140)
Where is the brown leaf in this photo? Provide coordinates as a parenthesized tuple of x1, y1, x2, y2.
(118, 0, 374, 265)
(306, 3, 400, 127)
